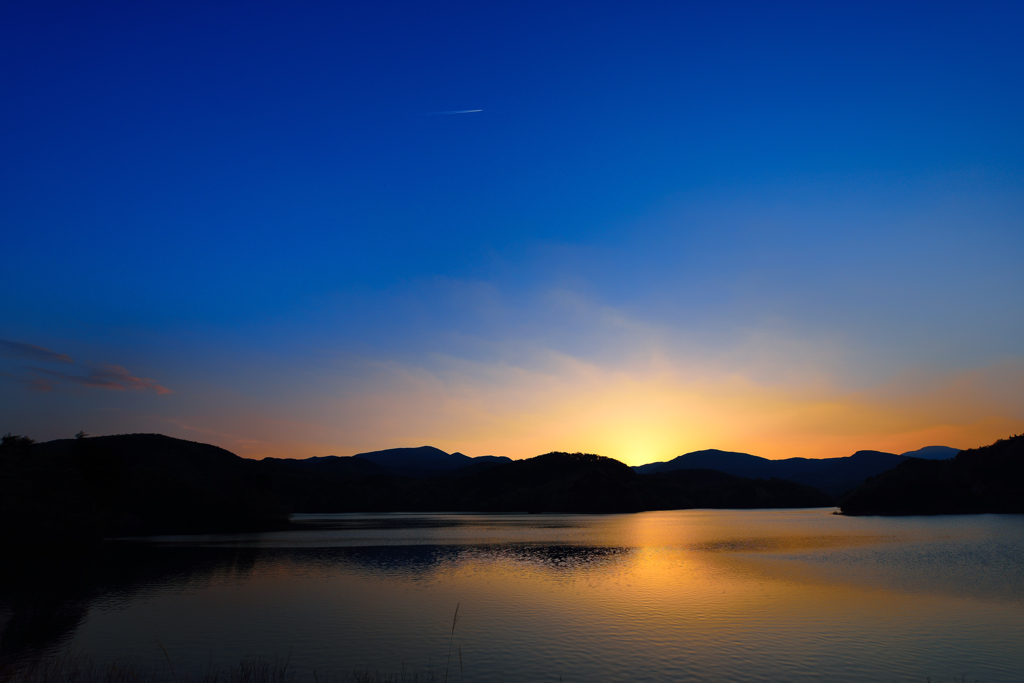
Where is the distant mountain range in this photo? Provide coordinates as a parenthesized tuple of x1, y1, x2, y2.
(633, 446, 960, 497)
(0, 435, 831, 545)
(2, 432, 997, 550)
(897, 445, 960, 460)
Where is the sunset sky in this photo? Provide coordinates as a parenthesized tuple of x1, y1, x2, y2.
(2, 1, 1022, 465)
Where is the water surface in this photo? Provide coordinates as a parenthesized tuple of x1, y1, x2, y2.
(2, 509, 1022, 682)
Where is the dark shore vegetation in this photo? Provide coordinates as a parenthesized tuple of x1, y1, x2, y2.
(839, 434, 1024, 515)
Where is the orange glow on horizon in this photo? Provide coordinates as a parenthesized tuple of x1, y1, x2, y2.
(175, 351, 1024, 466)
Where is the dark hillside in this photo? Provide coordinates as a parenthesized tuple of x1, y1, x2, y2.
(643, 469, 834, 510)
(0, 434, 288, 546)
(840, 435, 1024, 515)
(257, 450, 514, 511)
(780, 451, 908, 497)
(257, 456, 416, 512)
(408, 452, 834, 513)
(416, 452, 648, 513)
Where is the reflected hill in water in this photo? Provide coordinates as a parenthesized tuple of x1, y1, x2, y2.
(0, 533, 626, 664)
(0, 543, 260, 664)
(284, 543, 631, 578)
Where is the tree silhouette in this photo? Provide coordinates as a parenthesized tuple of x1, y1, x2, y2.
(0, 433, 35, 453)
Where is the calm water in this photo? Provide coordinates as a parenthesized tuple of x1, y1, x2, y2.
(2, 509, 1023, 682)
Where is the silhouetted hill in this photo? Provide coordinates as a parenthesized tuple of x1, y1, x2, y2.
(636, 449, 772, 476)
(634, 448, 908, 497)
(300, 446, 515, 478)
(840, 435, 1024, 515)
(353, 445, 472, 477)
(414, 452, 648, 513)
(0, 434, 288, 547)
(898, 445, 960, 460)
(257, 448, 515, 511)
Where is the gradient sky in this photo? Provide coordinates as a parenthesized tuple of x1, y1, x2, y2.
(2, 1, 1022, 465)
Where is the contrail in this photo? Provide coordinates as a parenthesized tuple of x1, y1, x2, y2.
(424, 109, 483, 115)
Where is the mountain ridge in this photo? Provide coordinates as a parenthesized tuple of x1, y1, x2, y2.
(632, 448, 911, 496)
(262, 446, 513, 479)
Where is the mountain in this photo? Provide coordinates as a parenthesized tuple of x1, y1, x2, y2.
(263, 447, 513, 480)
(633, 448, 907, 497)
(353, 445, 472, 476)
(840, 435, 1024, 515)
(899, 445, 960, 460)
(255, 447, 514, 511)
(413, 452, 646, 513)
(635, 449, 773, 477)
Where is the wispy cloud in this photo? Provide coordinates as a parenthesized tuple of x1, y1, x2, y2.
(0, 370, 54, 392)
(33, 364, 172, 394)
(0, 338, 171, 394)
(423, 109, 482, 115)
(0, 339, 74, 364)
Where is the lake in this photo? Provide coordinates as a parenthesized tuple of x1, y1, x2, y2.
(2, 509, 1023, 682)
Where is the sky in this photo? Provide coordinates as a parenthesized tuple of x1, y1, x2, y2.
(2, 0, 1022, 465)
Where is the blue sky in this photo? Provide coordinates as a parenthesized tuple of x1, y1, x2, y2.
(2, 1, 1022, 463)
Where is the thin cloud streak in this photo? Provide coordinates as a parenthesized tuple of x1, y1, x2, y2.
(0, 339, 74, 364)
(423, 109, 483, 115)
(0, 370, 54, 392)
(32, 364, 172, 394)
(0, 337, 172, 395)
